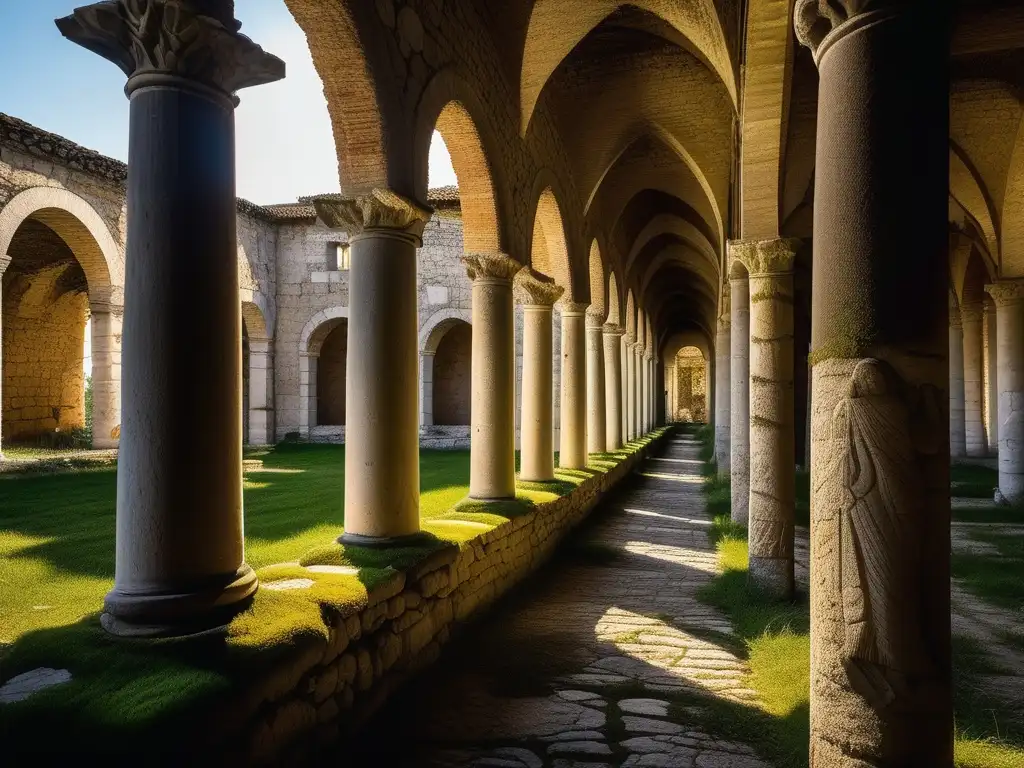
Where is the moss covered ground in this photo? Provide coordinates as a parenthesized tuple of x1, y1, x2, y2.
(0, 433, 664, 755)
(695, 434, 1024, 768)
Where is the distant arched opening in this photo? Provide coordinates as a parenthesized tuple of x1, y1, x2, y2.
(432, 321, 472, 425)
(316, 320, 348, 427)
(671, 346, 707, 423)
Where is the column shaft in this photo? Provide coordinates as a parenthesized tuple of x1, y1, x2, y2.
(626, 344, 637, 440)
(985, 302, 999, 455)
(797, 3, 952, 761)
(0, 255, 8, 457)
(603, 326, 623, 450)
(963, 307, 986, 457)
(522, 305, 555, 480)
(465, 254, 518, 499)
(559, 309, 587, 468)
(988, 281, 1024, 504)
(742, 247, 796, 600)
(641, 356, 650, 433)
(949, 317, 967, 458)
(586, 319, 606, 454)
(247, 339, 273, 446)
(730, 276, 751, 524)
(715, 314, 731, 469)
(635, 346, 644, 435)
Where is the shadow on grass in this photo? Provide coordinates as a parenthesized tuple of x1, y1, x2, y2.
(951, 462, 999, 499)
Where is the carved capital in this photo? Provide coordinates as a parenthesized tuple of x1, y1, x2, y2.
(794, 0, 905, 63)
(603, 323, 625, 337)
(586, 306, 607, 328)
(559, 300, 589, 316)
(728, 238, 799, 277)
(56, 1, 285, 102)
(514, 268, 564, 307)
(960, 304, 984, 326)
(313, 190, 433, 244)
(985, 280, 1024, 307)
(0, 255, 11, 276)
(462, 252, 521, 284)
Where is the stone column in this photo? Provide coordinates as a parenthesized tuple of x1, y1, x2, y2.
(559, 303, 588, 468)
(516, 269, 563, 481)
(463, 253, 520, 500)
(985, 300, 999, 455)
(634, 344, 644, 435)
(603, 325, 624, 450)
(315, 191, 431, 545)
(949, 305, 967, 458)
(986, 280, 1024, 505)
(733, 239, 798, 599)
(620, 335, 629, 440)
(666, 363, 676, 423)
(715, 309, 731, 470)
(0, 255, 9, 458)
(640, 353, 650, 433)
(626, 339, 637, 440)
(247, 338, 273, 446)
(729, 270, 751, 525)
(89, 296, 123, 450)
(795, 2, 952, 762)
(300, 353, 318, 437)
(962, 304, 986, 457)
(419, 351, 435, 427)
(58, 1, 285, 635)
(586, 311, 606, 454)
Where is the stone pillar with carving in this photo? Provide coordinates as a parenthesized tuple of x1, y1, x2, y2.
(315, 191, 431, 544)
(516, 269, 563, 481)
(949, 300, 967, 458)
(962, 303, 986, 457)
(985, 300, 999, 455)
(795, 1, 952, 761)
(89, 291, 123, 449)
(463, 253, 520, 500)
(0, 255, 9, 458)
(586, 309, 606, 454)
(714, 301, 731, 470)
(734, 238, 798, 599)
(986, 280, 1024, 504)
(729, 266, 751, 525)
(247, 337, 274, 446)
(57, 0, 285, 635)
(602, 324, 624, 450)
(559, 303, 588, 469)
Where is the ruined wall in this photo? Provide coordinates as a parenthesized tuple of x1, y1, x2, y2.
(673, 348, 707, 423)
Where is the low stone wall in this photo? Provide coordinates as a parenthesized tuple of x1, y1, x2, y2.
(307, 424, 470, 449)
(221, 431, 669, 764)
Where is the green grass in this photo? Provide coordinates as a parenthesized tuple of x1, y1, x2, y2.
(691, 428, 1024, 766)
(0, 431, 669, 757)
(953, 504, 1024, 524)
(952, 529, 1024, 613)
(0, 444, 472, 645)
(952, 463, 999, 499)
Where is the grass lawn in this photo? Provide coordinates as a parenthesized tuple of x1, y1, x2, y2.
(0, 444, 473, 645)
(952, 462, 1000, 499)
(695, 439, 1024, 767)
(953, 528, 1024, 614)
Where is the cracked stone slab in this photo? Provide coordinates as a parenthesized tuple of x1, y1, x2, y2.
(547, 741, 613, 756)
(618, 698, 671, 717)
(0, 668, 72, 703)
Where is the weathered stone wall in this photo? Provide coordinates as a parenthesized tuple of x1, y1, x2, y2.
(180, 430, 670, 765)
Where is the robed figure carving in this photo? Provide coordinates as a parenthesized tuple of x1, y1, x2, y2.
(826, 359, 941, 710)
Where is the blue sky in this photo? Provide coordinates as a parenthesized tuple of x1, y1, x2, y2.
(0, 1, 455, 204)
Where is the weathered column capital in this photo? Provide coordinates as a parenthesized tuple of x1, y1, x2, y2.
(794, 0, 907, 64)
(462, 252, 522, 284)
(603, 323, 625, 337)
(729, 238, 800, 277)
(586, 306, 606, 328)
(514, 268, 564, 307)
(960, 304, 984, 325)
(985, 279, 1024, 307)
(559, 301, 589, 317)
(56, 0, 285, 103)
(0, 254, 11, 275)
(313, 190, 433, 245)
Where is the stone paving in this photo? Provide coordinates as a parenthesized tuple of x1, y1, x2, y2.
(352, 434, 768, 768)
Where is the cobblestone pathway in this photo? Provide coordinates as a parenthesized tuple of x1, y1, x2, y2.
(353, 434, 767, 768)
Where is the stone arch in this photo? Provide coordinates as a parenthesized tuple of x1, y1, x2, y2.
(588, 239, 607, 321)
(625, 289, 637, 340)
(0, 188, 123, 447)
(729, 257, 750, 280)
(284, 0, 407, 196)
(608, 271, 622, 327)
(950, 142, 1000, 265)
(0, 187, 121, 295)
(241, 296, 271, 341)
(999, 117, 1024, 277)
(414, 69, 505, 253)
(420, 307, 474, 353)
(519, 0, 737, 137)
(666, 344, 708, 423)
(529, 184, 574, 298)
(297, 306, 350, 436)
